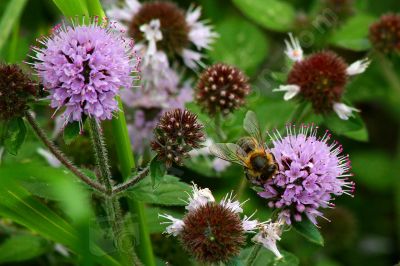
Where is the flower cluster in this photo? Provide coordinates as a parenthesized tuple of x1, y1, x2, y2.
(274, 33, 370, 120)
(107, 0, 217, 152)
(369, 13, 400, 54)
(151, 109, 205, 167)
(196, 63, 250, 116)
(32, 18, 139, 127)
(107, 0, 217, 69)
(259, 124, 355, 225)
(0, 63, 37, 120)
(160, 184, 283, 263)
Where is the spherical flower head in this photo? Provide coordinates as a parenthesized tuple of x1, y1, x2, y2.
(180, 202, 245, 263)
(369, 13, 400, 54)
(151, 109, 205, 167)
(287, 51, 348, 113)
(259, 124, 355, 225)
(0, 63, 37, 120)
(196, 63, 250, 116)
(33, 18, 138, 125)
(129, 1, 189, 56)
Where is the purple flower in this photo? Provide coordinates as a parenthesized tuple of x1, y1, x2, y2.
(33, 19, 139, 126)
(259, 124, 355, 225)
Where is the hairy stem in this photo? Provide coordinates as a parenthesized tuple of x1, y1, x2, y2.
(25, 112, 106, 194)
(246, 244, 262, 266)
(88, 118, 141, 266)
(112, 166, 149, 195)
(88, 118, 113, 194)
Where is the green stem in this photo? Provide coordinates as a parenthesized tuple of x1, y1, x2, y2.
(111, 98, 155, 266)
(25, 112, 106, 194)
(112, 166, 149, 195)
(88, 117, 141, 266)
(236, 176, 248, 201)
(246, 244, 262, 266)
(214, 113, 226, 142)
(377, 53, 400, 97)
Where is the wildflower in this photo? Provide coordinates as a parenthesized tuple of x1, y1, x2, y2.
(275, 36, 370, 120)
(252, 219, 285, 259)
(151, 109, 205, 167)
(107, 0, 217, 68)
(0, 63, 37, 120)
(160, 184, 260, 264)
(259, 124, 355, 225)
(369, 13, 400, 54)
(196, 63, 251, 116)
(32, 18, 138, 126)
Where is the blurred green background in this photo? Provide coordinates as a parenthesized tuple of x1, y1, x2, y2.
(0, 0, 399, 265)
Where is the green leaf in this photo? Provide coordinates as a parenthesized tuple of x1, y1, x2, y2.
(323, 112, 368, 142)
(232, 0, 295, 32)
(0, 234, 50, 263)
(208, 17, 269, 76)
(329, 14, 376, 51)
(238, 247, 299, 266)
(0, 0, 27, 53)
(126, 175, 191, 206)
(4, 117, 27, 155)
(51, 0, 88, 17)
(150, 157, 166, 187)
(293, 218, 324, 246)
(63, 121, 81, 144)
(86, 0, 105, 17)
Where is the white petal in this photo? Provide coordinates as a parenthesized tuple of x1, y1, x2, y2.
(182, 49, 202, 69)
(346, 58, 371, 76)
(273, 85, 300, 101)
(186, 183, 215, 212)
(220, 192, 243, 213)
(159, 214, 184, 236)
(126, 0, 141, 14)
(186, 6, 202, 26)
(284, 33, 303, 62)
(333, 102, 360, 120)
(242, 216, 259, 232)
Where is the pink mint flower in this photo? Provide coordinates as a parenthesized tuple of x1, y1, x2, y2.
(259, 124, 355, 225)
(32, 18, 139, 126)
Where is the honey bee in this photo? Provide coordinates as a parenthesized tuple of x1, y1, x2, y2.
(210, 111, 278, 185)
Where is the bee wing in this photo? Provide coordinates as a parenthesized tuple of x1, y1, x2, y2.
(209, 143, 247, 167)
(243, 110, 264, 147)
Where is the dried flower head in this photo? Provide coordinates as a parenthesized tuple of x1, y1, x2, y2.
(151, 109, 205, 167)
(288, 51, 348, 113)
(259, 124, 355, 225)
(129, 1, 189, 56)
(275, 34, 370, 120)
(160, 184, 261, 263)
(369, 13, 400, 54)
(196, 63, 250, 116)
(0, 63, 37, 120)
(32, 18, 138, 126)
(181, 203, 245, 263)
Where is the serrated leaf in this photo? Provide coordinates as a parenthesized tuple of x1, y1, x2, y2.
(208, 16, 269, 76)
(329, 14, 376, 51)
(0, 234, 50, 263)
(126, 175, 191, 206)
(4, 117, 27, 155)
(150, 156, 166, 187)
(293, 218, 324, 246)
(232, 0, 295, 32)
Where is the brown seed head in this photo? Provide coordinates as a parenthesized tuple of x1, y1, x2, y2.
(196, 63, 250, 116)
(369, 13, 400, 54)
(0, 63, 37, 120)
(151, 109, 205, 167)
(180, 203, 245, 263)
(287, 51, 348, 113)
